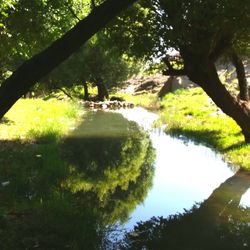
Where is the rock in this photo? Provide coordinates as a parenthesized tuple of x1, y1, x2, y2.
(83, 100, 134, 110)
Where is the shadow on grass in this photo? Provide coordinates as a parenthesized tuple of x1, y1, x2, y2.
(168, 128, 223, 149)
(0, 117, 14, 125)
(222, 142, 247, 153)
(168, 127, 247, 155)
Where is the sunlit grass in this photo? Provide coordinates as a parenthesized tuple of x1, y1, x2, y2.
(0, 98, 81, 141)
(0, 98, 82, 199)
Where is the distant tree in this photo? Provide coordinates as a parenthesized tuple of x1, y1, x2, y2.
(46, 33, 141, 100)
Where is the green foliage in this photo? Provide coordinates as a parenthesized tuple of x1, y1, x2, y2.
(105, 0, 159, 60)
(153, 0, 250, 57)
(0, 0, 91, 80)
(44, 32, 142, 94)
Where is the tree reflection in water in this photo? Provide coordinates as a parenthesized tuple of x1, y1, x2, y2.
(0, 111, 155, 249)
(121, 169, 250, 250)
(63, 111, 156, 225)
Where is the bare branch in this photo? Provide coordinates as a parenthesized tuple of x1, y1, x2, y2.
(65, 1, 81, 21)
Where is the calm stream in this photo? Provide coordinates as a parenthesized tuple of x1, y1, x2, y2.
(67, 107, 250, 249)
(2, 108, 250, 249)
(116, 108, 236, 229)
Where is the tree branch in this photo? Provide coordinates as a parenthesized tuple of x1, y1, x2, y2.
(65, 1, 81, 21)
(162, 56, 186, 76)
(230, 48, 249, 101)
(0, 0, 137, 118)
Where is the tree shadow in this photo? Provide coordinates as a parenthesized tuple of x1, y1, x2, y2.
(0, 117, 14, 125)
(222, 142, 247, 152)
(168, 127, 222, 149)
(168, 127, 247, 155)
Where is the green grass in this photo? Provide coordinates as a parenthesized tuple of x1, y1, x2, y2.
(119, 88, 250, 169)
(0, 98, 81, 140)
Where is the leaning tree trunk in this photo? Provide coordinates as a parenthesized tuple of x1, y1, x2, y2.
(231, 51, 249, 101)
(187, 61, 250, 143)
(0, 0, 136, 119)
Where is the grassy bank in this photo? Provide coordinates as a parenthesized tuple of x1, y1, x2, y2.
(119, 88, 250, 169)
(0, 97, 82, 179)
(0, 98, 81, 140)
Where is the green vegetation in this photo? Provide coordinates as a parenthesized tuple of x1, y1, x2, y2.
(119, 88, 250, 169)
(0, 98, 85, 248)
(0, 98, 80, 140)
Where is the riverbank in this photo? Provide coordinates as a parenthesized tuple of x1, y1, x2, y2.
(0, 89, 249, 171)
(116, 87, 250, 170)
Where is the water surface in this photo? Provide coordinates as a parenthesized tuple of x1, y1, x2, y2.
(115, 108, 235, 229)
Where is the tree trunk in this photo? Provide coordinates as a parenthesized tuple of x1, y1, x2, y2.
(158, 76, 174, 98)
(83, 81, 89, 100)
(187, 61, 250, 143)
(231, 51, 249, 101)
(0, 0, 136, 119)
(97, 82, 109, 101)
